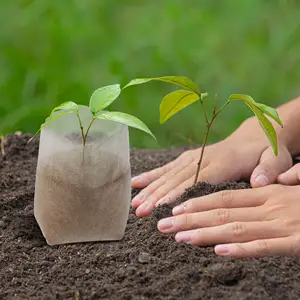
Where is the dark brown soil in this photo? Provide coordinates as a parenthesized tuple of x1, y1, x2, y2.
(1, 134, 300, 300)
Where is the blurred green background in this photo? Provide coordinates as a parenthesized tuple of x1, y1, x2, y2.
(1, 0, 300, 148)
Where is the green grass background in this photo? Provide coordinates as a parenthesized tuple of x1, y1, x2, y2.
(1, 0, 300, 148)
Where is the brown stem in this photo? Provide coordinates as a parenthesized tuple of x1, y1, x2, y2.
(194, 103, 219, 184)
(200, 101, 209, 125)
(194, 97, 228, 184)
(213, 93, 218, 114)
(194, 122, 212, 184)
(0, 135, 5, 156)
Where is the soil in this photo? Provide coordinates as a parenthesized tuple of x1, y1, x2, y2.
(1, 134, 300, 300)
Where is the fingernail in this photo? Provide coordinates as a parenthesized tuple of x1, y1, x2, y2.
(215, 245, 230, 256)
(131, 175, 141, 182)
(172, 205, 185, 215)
(155, 196, 171, 207)
(175, 232, 191, 243)
(136, 202, 151, 217)
(158, 218, 174, 231)
(254, 174, 269, 186)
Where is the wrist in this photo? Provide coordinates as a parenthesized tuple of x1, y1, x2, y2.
(227, 117, 269, 144)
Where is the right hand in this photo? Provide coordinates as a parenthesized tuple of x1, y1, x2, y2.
(131, 120, 293, 217)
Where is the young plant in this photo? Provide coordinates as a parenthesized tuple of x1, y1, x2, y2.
(30, 84, 155, 146)
(124, 76, 283, 184)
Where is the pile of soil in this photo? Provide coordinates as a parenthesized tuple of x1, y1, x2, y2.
(1, 134, 300, 300)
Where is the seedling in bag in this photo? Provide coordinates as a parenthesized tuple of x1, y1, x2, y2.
(124, 76, 283, 184)
(33, 84, 155, 246)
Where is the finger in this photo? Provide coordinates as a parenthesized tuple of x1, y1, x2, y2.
(131, 159, 194, 209)
(172, 188, 266, 215)
(174, 220, 284, 246)
(159, 207, 262, 233)
(277, 164, 300, 185)
(132, 161, 190, 208)
(215, 237, 298, 258)
(155, 177, 194, 207)
(131, 159, 178, 189)
(134, 165, 195, 217)
(195, 162, 241, 185)
(153, 159, 235, 208)
(251, 145, 292, 188)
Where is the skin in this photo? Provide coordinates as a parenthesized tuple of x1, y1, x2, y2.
(132, 96, 300, 257)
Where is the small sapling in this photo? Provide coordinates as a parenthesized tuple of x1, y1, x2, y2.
(30, 83, 155, 145)
(124, 76, 283, 184)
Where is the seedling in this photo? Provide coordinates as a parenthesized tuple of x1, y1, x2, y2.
(124, 76, 282, 184)
(30, 83, 155, 145)
(34, 83, 156, 246)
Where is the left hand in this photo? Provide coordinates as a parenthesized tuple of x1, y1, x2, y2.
(157, 184, 300, 258)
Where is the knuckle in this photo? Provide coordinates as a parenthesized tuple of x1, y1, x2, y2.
(160, 164, 170, 175)
(231, 222, 245, 238)
(214, 208, 231, 225)
(218, 190, 234, 207)
(175, 214, 194, 229)
(263, 203, 288, 220)
(256, 240, 270, 255)
(155, 185, 168, 197)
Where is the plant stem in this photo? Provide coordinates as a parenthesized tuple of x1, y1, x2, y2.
(194, 120, 213, 184)
(76, 113, 86, 145)
(215, 99, 230, 117)
(84, 117, 96, 144)
(194, 97, 231, 184)
(200, 101, 209, 124)
(0, 135, 5, 156)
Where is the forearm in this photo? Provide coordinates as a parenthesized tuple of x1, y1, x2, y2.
(230, 96, 300, 156)
(272, 96, 300, 155)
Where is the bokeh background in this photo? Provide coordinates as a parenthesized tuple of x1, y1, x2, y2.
(1, 0, 300, 148)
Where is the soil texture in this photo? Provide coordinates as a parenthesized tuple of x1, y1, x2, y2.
(1, 134, 300, 300)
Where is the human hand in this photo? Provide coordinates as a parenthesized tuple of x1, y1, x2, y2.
(131, 129, 292, 217)
(157, 184, 300, 258)
(277, 163, 300, 185)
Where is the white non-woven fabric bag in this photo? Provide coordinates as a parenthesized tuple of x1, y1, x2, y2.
(34, 106, 131, 245)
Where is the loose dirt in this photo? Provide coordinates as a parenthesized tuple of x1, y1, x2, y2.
(1, 134, 300, 300)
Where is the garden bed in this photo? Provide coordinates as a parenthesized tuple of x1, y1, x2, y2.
(1, 134, 300, 300)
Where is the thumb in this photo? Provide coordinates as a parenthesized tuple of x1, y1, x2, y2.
(250, 145, 292, 188)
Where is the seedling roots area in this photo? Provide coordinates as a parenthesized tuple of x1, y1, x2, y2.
(1, 134, 300, 300)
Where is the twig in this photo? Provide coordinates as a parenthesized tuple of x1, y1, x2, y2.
(0, 135, 5, 156)
(213, 93, 218, 114)
(194, 121, 212, 184)
(200, 101, 209, 125)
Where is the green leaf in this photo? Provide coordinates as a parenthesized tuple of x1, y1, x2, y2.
(46, 101, 79, 121)
(89, 84, 121, 114)
(255, 103, 283, 127)
(28, 102, 79, 143)
(159, 90, 200, 124)
(228, 94, 281, 155)
(28, 110, 76, 143)
(124, 76, 200, 94)
(96, 111, 155, 139)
